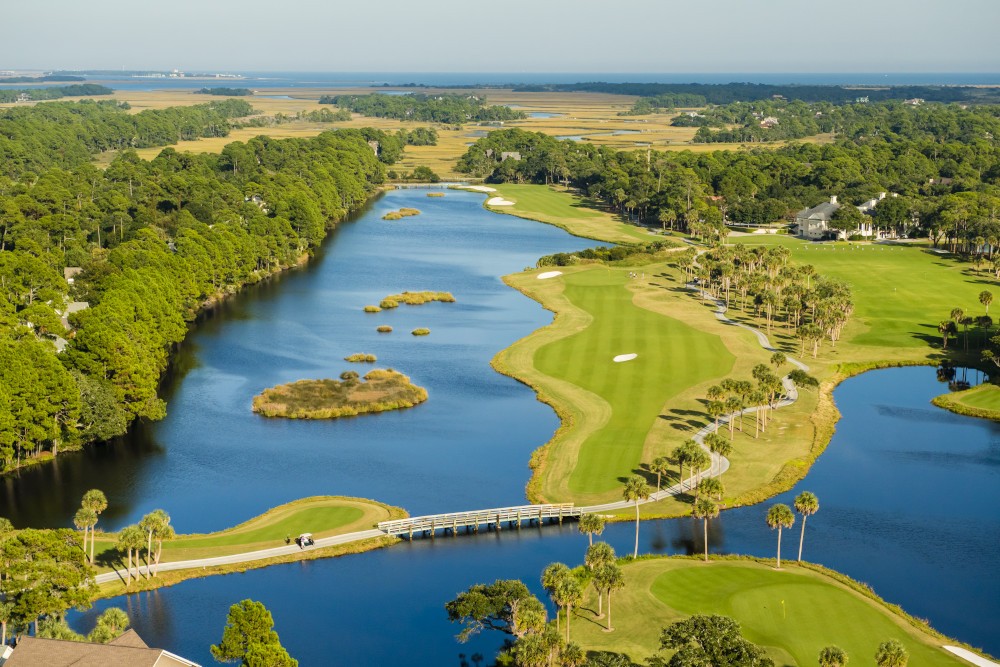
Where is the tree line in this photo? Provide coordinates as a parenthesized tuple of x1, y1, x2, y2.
(457, 100, 1000, 242)
(319, 92, 526, 124)
(0, 84, 113, 103)
(196, 87, 254, 96)
(0, 101, 397, 472)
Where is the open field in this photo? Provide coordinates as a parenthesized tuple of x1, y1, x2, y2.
(67, 87, 833, 177)
(91, 496, 403, 565)
(570, 557, 969, 666)
(483, 184, 656, 245)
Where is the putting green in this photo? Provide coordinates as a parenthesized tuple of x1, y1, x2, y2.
(571, 559, 967, 666)
(534, 269, 734, 495)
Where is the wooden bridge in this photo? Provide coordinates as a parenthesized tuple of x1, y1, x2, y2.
(377, 503, 581, 539)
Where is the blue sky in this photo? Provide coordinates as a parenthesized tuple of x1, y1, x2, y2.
(2, 0, 997, 73)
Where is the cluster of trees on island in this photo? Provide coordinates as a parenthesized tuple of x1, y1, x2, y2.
(319, 92, 526, 124)
(0, 99, 404, 472)
(458, 100, 1000, 240)
(0, 84, 113, 103)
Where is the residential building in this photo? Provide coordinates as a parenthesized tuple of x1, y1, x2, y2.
(0, 630, 200, 667)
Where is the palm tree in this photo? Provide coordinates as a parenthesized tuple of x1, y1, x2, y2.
(152, 518, 175, 576)
(704, 432, 732, 458)
(819, 645, 848, 667)
(556, 576, 582, 643)
(139, 510, 169, 579)
(692, 498, 719, 562)
(938, 320, 957, 349)
(875, 639, 909, 667)
(542, 562, 570, 636)
(770, 351, 787, 369)
(585, 543, 615, 618)
(696, 477, 724, 502)
(578, 513, 605, 547)
(594, 563, 625, 632)
(116, 525, 145, 586)
(648, 457, 671, 496)
(706, 400, 725, 428)
(793, 491, 819, 562)
(766, 504, 795, 569)
(622, 475, 651, 558)
(724, 396, 743, 438)
(671, 444, 692, 488)
(82, 489, 108, 564)
(980, 290, 994, 315)
(687, 448, 710, 488)
(73, 507, 96, 561)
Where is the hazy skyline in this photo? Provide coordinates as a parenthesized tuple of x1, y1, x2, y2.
(3, 0, 998, 74)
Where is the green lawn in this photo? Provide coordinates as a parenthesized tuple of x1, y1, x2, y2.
(533, 269, 734, 495)
(572, 559, 967, 666)
(732, 239, 997, 351)
(489, 184, 656, 245)
(946, 382, 1000, 410)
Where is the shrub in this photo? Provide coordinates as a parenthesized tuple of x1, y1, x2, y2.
(344, 353, 377, 363)
(380, 298, 399, 309)
(376, 325, 393, 333)
(339, 371, 360, 381)
(363, 305, 381, 313)
(411, 328, 431, 336)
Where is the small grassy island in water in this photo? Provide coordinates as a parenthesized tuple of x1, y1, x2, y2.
(253, 369, 427, 419)
(382, 207, 421, 220)
(380, 291, 455, 309)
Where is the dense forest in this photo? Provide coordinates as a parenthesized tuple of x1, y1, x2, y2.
(195, 87, 254, 96)
(0, 84, 113, 103)
(0, 99, 255, 176)
(458, 101, 1000, 241)
(318, 93, 526, 124)
(0, 100, 396, 472)
(512, 81, 1000, 104)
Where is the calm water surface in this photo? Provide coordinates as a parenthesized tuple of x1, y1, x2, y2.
(3, 188, 996, 660)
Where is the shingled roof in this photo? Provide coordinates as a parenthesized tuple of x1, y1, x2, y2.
(3, 630, 199, 667)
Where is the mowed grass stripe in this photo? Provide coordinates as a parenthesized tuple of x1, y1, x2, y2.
(534, 269, 733, 494)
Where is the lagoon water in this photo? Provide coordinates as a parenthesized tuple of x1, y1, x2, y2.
(3, 189, 997, 661)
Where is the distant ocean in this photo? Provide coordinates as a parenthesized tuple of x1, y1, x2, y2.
(9, 71, 1000, 91)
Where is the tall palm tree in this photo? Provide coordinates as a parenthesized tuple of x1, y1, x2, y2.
(73, 507, 96, 561)
(541, 562, 570, 636)
(793, 491, 819, 562)
(696, 477, 724, 502)
(82, 489, 108, 564)
(649, 457, 671, 496)
(875, 639, 909, 667)
(152, 518, 175, 576)
(139, 510, 169, 579)
(556, 576, 582, 643)
(819, 645, 848, 667)
(671, 445, 691, 489)
(623, 475, 651, 558)
(595, 563, 625, 632)
(687, 449, 710, 488)
(578, 513, 605, 547)
(724, 396, 743, 438)
(704, 432, 732, 458)
(692, 498, 719, 563)
(585, 542, 615, 618)
(116, 525, 145, 586)
(980, 290, 994, 315)
(766, 504, 795, 569)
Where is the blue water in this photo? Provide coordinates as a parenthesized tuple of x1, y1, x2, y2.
(72, 368, 1000, 663)
(0, 188, 593, 531)
(8, 71, 1000, 91)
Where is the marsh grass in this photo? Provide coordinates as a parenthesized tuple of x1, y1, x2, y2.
(411, 328, 431, 336)
(252, 369, 427, 418)
(344, 353, 377, 363)
(427, 192, 445, 197)
(382, 207, 421, 220)
(376, 325, 393, 333)
(382, 290, 455, 306)
(363, 305, 382, 313)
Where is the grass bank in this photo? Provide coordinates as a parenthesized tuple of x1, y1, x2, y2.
(569, 557, 975, 666)
(931, 382, 1000, 420)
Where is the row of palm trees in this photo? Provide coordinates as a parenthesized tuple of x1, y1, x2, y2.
(820, 638, 910, 667)
(72, 490, 175, 586)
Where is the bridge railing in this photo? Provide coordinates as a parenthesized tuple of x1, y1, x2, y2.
(377, 503, 579, 535)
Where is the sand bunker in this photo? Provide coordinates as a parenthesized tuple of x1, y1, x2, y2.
(944, 647, 999, 667)
(537, 271, 563, 280)
(487, 197, 515, 206)
(462, 185, 496, 193)
(613, 353, 638, 363)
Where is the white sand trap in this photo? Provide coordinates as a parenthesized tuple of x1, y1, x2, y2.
(613, 353, 638, 363)
(931, 248, 949, 254)
(944, 647, 999, 667)
(537, 271, 563, 280)
(487, 197, 515, 206)
(462, 185, 496, 193)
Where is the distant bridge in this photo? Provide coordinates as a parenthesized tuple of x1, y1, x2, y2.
(377, 503, 580, 539)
